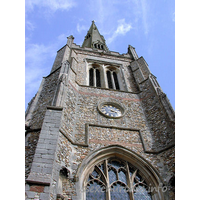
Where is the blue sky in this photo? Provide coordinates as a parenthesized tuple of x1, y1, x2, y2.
(25, 0, 175, 109)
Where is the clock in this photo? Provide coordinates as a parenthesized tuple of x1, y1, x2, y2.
(98, 102, 125, 118)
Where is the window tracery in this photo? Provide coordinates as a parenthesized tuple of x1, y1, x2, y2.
(86, 158, 152, 200)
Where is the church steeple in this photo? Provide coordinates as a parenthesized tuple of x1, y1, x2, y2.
(82, 21, 109, 51)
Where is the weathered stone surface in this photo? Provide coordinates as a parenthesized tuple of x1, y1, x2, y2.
(25, 24, 174, 200)
(25, 130, 40, 179)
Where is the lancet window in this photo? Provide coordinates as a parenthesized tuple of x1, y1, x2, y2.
(106, 69, 120, 90)
(86, 158, 152, 200)
(89, 65, 101, 87)
(87, 61, 124, 91)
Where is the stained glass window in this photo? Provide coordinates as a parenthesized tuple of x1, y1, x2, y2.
(86, 158, 152, 200)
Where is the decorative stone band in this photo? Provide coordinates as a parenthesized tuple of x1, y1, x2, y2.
(60, 123, 174, 154)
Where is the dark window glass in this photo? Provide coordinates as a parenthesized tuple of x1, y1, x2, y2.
(118, 170, 127, 184)
(113, 72, 120, 90)
(108, 168, 117, 184)
(89, 68, 94, 86)
(96, 69, 101, 87)
(134, 186, 152, 200)
(110, 183, 129, 200)
(110, 160, 122, 169)
(107, 71, 113, 89)
(86, 180, 106, 200)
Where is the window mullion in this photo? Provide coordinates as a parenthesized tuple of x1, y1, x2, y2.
(104, 68, 108, 88)
(111, 72, 116, 90)
(125, 162, 134, 200)
(104, 159, 111, 200)
(94, 68, 96, 87)
(102, 65, 107, 88)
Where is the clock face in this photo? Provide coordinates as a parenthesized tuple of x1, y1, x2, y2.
(100, 104, 123, 118)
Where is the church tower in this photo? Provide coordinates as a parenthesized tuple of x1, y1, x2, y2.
(25, 21, 175, 200)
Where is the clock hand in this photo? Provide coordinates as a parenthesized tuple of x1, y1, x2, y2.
(110, 109, 117, 113)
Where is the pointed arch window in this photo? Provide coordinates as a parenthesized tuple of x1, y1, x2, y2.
(113, 72, 120, 90)
(89, 66, 101, 87)
(89, 68, 94, 86)
(86, 158, 152, 200)
(106, 69, 120, 90)
(107, 71, 113, 89)
(96, 69, 101, 87)
(87, 60, 127, 91)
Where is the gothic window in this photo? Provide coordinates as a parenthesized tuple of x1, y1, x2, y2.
(87, 61, 125, 91)
(89, 68, 94, 86)
(107, 71, 113, 89)
(86, 158, 152, 200)
(96, 69, 101, 87)
(106, 69, 120, 90)
(89, 66, 101, 87)
(113, 72, 120, 90)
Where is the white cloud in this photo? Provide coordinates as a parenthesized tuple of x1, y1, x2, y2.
(172, 12, 175, 22)
(77, 23, 87, 33)
(115, 19, 132, 35)
(25, 43, 52, 97)
(25, 34, 67, 106)
(26, 0, 76, 12)
(107, 19, 132, 44)
(26, 20, 35, 31)
(86, 0, 150, 41)
(140, 0, 149, 36)
(88, 0, 117, 28)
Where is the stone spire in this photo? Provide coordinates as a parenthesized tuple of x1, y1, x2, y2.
(82, 21, 109, 51)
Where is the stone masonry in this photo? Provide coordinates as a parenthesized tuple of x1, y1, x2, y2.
(25, 22, 175, 200)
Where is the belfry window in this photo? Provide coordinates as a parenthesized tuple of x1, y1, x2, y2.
(89, 66, 101, 87)
(96, 69, 101, 87)
(87, 61, 125, 91)
(113, 72, 120, 90)
(94, 43, 104, 50)
(89, 68, 94, 86)
(106, 69, 120, 90)
(107, 71, 113, 89)
(86, 158, 152, 200)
